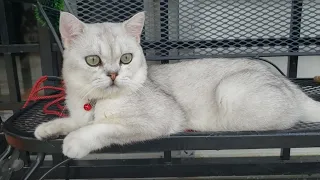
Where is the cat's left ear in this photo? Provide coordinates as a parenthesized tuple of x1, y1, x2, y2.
(124, 12, 145, 43)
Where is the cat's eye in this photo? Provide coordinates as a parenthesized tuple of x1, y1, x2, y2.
(120, 53, 133, 64)
(85, 55, 101, 67)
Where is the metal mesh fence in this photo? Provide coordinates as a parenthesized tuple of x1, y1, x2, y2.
(40, 0, 320, 60)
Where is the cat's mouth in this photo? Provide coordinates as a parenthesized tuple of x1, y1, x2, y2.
(108, 82, 119, 89)
(110, 81, 118, 87)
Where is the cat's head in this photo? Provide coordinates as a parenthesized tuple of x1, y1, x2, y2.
(60, 12, 146, 99)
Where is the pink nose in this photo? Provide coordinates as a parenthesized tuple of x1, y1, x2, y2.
(107, 72, 118, 81)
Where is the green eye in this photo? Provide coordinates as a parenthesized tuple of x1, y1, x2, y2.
(85, 55, 101, 67)
(120, 53, 133, 64)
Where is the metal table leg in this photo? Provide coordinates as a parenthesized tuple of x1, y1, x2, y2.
(0, 146, 13, 162)
(1, 149, 23, 180)
(21, 153, 45, 180)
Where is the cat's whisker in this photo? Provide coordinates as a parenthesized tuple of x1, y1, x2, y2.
(122, 80, 146, 93)
(81, 86, 99, 102)
(57, 85, 90, 117)
(59, 85, 93, 117)
(60, 85, 93, 116)
(79, 85, 95, 99)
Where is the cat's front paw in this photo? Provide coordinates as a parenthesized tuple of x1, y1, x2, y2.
(34, 121, 61, 140)
(62, 133, 91, 159)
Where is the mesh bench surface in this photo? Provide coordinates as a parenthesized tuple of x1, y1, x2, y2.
(4, 78, 320, 154)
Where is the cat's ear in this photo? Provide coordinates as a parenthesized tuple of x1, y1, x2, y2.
(124, 12, 145, 43)
(59, 12, 85, 48)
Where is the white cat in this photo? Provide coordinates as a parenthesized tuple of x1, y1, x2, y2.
(35, 11, 320, 159)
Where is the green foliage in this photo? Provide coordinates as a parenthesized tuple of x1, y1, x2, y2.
(34, 0, 64, 28)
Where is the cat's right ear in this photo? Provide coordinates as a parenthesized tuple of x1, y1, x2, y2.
(59, 12, 85, 48)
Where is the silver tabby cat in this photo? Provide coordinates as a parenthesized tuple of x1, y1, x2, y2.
(35, 12, 320, 159)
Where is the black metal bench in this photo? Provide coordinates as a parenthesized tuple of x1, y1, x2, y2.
(2, 0, 320, 179)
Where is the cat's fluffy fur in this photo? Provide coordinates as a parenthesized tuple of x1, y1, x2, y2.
(35, 12, 320, 159)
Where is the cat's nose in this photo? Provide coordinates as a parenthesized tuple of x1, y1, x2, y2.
(107, 72, 118, 81)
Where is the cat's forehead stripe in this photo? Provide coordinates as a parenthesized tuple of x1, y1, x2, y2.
(94, 25, 118, 58)
(98, 42, 102, 55)
(99, 40, 112, 59)
(83, 23, 133, 61)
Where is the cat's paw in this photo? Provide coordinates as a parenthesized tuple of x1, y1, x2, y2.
(62, 133, 91, 159)
(34, 121, 61, 140)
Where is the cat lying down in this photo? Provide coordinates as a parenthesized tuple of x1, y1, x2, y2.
(34, 12, 320, 159)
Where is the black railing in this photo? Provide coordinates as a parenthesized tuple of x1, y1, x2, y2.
(0, 0, 60, 111)
(1, 0, 320, 114)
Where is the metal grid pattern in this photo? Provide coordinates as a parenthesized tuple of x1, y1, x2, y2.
(9, 79, 320, 134)
(40, 0, 320, 60)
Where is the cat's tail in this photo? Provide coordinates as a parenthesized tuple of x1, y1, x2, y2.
(302, 97, 320, 123)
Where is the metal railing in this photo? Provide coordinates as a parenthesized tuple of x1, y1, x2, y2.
(1, 0, 320, 111)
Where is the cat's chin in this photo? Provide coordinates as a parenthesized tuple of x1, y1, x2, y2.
(92, 85, 133, 99)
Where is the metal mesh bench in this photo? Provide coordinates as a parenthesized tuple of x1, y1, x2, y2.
(2, 0, 320, 179)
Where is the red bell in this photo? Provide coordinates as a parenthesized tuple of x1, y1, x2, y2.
(83, 103, 92, 111)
